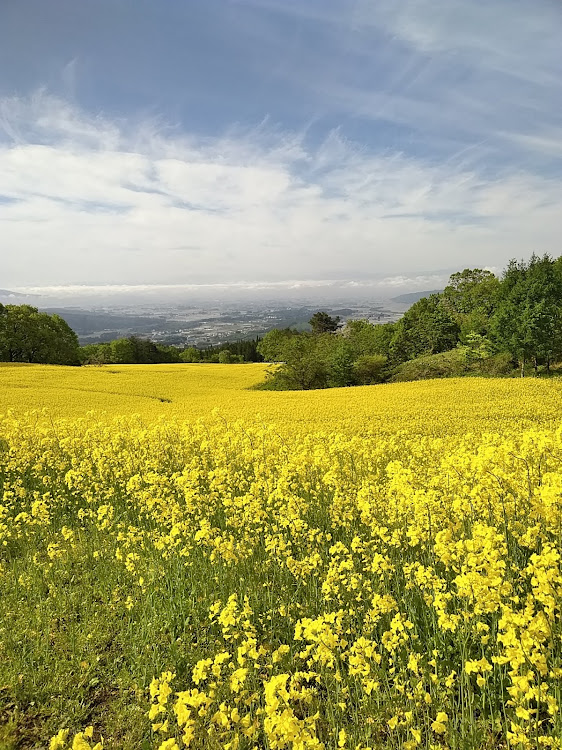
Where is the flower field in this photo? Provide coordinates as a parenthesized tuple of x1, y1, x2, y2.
(2, 362, 562, 434)
(2, 365, 562, 749)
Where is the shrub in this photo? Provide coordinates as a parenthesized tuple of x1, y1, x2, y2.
(391, 349, 468, 382)
(352, 354, 388, 385)
(476, 351, 516, 377)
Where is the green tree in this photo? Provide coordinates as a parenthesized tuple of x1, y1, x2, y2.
(493, 254, 562, 377)
(110, 338, 136, 364)
(158, 345, 182, 363)
(390, 295, 460, 363)
(343, 319, 396, 358)
(352, 354, 388, 385)
(493, 254, 562, 375)
(0, 305, 79, 364)
(218, 349, 233, 364)
(317, 335, 355, 387)
(442, 268, 500, 338)
(180, 347, 201, 363)
(457, 332, 496, 367)
(309, 311, 341, 335)
(265, 334, 329, 390)
(257, 329, 299, 362)
(79, 343, 112, 365)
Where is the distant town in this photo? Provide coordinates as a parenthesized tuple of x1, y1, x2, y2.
(41, 300, 411, 347)
(0, 287, 440, 347)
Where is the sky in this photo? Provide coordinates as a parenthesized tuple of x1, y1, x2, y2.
(1, 0, 561, 300)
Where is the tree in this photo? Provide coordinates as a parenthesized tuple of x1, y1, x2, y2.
(390, 295, 460, 363)
(198, 338, 264, 363)
(110, 338, 136, 364)
(343, 319, 396, 358)
(257, 329, 299, 362)
(316, 335, 355, 387)
(46, 314, 81, 364)
(493, 254, 562, 375)
(79, 343, 112, 365)
(218, 349, 233, 364)
(180, 347, 201, 363)
(352, 354, 387, 385)
(458, 332, 496, 367)
(442, 269, 500, 338)
(309, 311, 341, 335)
(263, 334, 329, 390)
(158, 345, 182, 364)
(0, 305, 79, 365)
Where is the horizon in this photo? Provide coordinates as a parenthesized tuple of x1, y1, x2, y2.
(1, 273, 454, 307)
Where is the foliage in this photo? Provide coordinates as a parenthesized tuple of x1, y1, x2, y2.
(389, 295, 460, 364)
(309, 311, 341, 334)
(457, 332, 496, 365)
(198, 338, 263, 363)
(259, 332, 385, 390)
(179, 347, 201, 363)
(0, 304, 80, 365)
(392, 346, 517, 383)
(218, 349, 239, 364)
(80, 337, 262, 366)
(442, 268, 500, 338)
(492, 254, 562, 374)
(257, 254, 562, 390)
(391, 349, 469, 382)
(266, 333, 331, 390)
(257, 329, 300, 362)
(79, 336, 181, 365)
(476, 351, 516, 377)
(343, 320, 396, 358)
(352, 354, 388, 385)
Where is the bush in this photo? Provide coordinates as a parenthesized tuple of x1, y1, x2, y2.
(352, 354, 388, 385)
(180, 347, 201, 363)
(476, 351, 516, 377)
(391, 349, 468, 382)
(218, 350, 233, 364)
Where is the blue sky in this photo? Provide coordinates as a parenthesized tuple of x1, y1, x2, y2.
(1, 0, 561, 297)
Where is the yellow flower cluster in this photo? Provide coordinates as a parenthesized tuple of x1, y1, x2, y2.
(49, 726, 103, 750)
(1, 367, 562, 747)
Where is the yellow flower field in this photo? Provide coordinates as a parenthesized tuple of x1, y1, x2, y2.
(2, 364, 562, 749)
(1, 362, 562, 434)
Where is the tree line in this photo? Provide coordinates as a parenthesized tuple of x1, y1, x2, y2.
(2, 254, 561, 384)
(256, 254, 562, 389)
(79, 337, 263, 365)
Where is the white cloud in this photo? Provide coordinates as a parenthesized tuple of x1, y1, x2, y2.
(0, 91, 561, 290)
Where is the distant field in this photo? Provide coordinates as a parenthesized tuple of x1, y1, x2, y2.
(2, 366, 562, 749)
(1, 362, 562, 435)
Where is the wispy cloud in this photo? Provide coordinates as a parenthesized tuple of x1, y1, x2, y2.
(235, 0, 562, 171)
(0, 90, 561, 290)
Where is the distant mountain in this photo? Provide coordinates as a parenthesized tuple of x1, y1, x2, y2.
(391, 290, 443, 304)
(0, 288, 39, 299)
